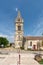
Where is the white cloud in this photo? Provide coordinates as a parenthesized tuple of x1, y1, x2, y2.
(32, 17, 43, 36)
(0, 33, 8, 38)
(8, 35, 14, 43)
(0, 23, 14, 42)
(15, 8, 18, 12)
(0, 33, 14, 43)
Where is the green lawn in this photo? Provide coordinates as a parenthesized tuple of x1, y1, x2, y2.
(38, 59, 43, 64)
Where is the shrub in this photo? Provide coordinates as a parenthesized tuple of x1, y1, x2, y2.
(20, 47, 24, 50)
(34, 54, 42, 62)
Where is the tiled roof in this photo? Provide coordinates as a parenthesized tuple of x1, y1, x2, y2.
(24, 36, 43, 40)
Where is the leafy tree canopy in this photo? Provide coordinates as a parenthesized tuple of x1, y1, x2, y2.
(0, 37, 9, 47)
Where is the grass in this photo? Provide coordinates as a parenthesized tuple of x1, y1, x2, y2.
(38, 59, 43, 64)
(20, 47, 24, 50)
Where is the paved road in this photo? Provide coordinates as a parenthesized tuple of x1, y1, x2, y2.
(0, 49, 43, 65)
(0, 49, 43, 53)
(0, 52, 40, 65)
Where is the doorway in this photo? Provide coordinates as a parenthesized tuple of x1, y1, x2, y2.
(33, 45, 36, 50)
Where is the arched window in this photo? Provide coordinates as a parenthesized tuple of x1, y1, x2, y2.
(30, 41, 32, 46)
(18, 26, 21, 31)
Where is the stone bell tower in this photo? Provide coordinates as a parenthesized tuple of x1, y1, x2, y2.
(15, 11, 24, 48)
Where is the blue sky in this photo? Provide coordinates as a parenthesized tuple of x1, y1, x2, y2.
(0, 0, 43, 42)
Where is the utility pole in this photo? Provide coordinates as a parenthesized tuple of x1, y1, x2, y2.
(17, 48, 21, 65)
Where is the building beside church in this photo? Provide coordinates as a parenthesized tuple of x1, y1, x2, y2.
(15, 11, 43, 50)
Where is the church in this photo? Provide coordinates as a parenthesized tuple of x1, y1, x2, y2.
(15, 11, 43, 50)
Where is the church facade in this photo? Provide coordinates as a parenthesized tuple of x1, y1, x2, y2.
(15, 11, 43, 50)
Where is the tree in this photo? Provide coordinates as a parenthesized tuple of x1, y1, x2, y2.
(42, 40, 43, 46)
(0, 37, 9, 48)
(22, 37, 26, 49)
(42, 33, 43, 46)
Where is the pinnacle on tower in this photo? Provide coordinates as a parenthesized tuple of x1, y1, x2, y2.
(17, 10, 21, 18)
(16, 10, 23, 23)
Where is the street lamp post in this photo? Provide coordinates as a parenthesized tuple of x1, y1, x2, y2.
(17, 46, 21, 65)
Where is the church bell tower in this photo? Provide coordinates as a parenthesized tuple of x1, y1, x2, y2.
(15, 11, 24, 48)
